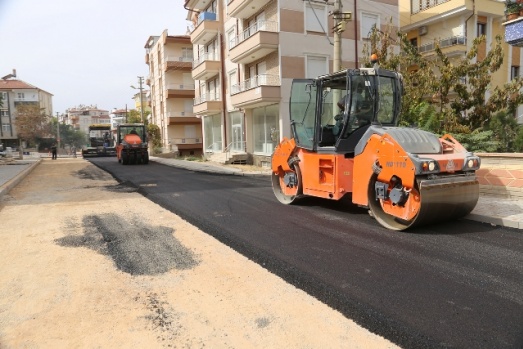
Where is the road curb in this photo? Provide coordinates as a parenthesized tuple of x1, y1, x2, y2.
(0, 160, 41, 200)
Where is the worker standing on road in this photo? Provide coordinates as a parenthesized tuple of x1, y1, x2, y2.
(51, 144, 57, 160)
(71, 145, 77, 158)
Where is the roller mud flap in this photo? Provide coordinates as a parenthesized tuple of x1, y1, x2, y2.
(412, 175, 479, 229)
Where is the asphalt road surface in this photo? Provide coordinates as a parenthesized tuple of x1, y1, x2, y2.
(91, 157, 523, 349)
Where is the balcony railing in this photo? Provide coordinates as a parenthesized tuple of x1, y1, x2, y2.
(167, 111, 195, 117)
(167, 55, 193, 62)
(166, 83, 196, 90)
(418, 35, 467, 53)
(193, 52, 219, 68)
(194, 92, 221, 105)
(229, 20, 278, 50)
(231, 74, 281, 95)
(197, 11, 216, 26)
(411, 0, 450, 14)
(171, 138, 202, 144)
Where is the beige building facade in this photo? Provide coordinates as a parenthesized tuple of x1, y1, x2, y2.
(145, 30, 203, 157)
(184, 0, 399, 166)
(0, 78, 53, 148)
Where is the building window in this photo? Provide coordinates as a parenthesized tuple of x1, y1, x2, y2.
(227, 28, 235, 49)
(477, 22, 486, 37)
(361, 12, 379, 39)
(306, 55, 328, 78)
(511, 66, 520, 80)
(2, 124, 11, 133)
(229, 70, 237, 94)
(253, 104, 279, 154)
(182, 47, 193, 61)
(409, 38, 418, 50)
(305, 3, 327, 33)
(204, 113, 222, 152)
(16, 93, 25, 100)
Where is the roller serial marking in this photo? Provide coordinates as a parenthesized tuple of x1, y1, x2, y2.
(386, 161, 406, 168)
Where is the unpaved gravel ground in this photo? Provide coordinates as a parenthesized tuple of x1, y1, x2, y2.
(0, 158, 399, 349)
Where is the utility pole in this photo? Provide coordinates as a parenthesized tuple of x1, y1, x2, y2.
(331, 1, 352, 112)
(132, 77, 145, 124)
(332, 1, 352, 73)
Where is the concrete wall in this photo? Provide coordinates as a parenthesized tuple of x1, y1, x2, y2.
(477, 153, 523, 199)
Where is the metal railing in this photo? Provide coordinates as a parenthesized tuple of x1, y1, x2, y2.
(166, 55, 193, 62)
(193, 51, 219, 68)
(205, 141, 223, 154)
(171, 138, 202, 144)
(223, 140, 246, 161)
(166, 83, 195, 90)
(194, 92, 221, 105)
(167, 111, 195, 117)
(231, 74, 280, 95)
(418, 35, 467, 53)
(412, 0, 450, 14)
(229, 20, 278, 49)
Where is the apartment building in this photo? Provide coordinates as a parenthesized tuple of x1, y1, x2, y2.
(184, 0, 399, 166)
(400, 0, 523, 122)
(145, 30, 203, 157)
(0, 77, 53, 148)
(131, 90, 151, 119)
(65, 105, 110, 135)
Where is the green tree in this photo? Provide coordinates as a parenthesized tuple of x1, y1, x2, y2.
(484, 110, 519, 152)
(147, 123, 162, 153)
(56, 122, 86, 148)
(14, 104, 51, 148)
(361, 22, 523, 137)
(127, 109, 150, 124)
(361, 19, 438, 129)
(514, 126, 523, 152)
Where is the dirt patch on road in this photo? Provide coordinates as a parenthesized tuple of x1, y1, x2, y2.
(0, 158, 399, 349)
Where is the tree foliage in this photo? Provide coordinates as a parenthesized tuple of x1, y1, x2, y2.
(360, 20, 523, 151)
(14, 104, 51, 145)
(147, 123, 162, 152)
(127, 109, 150, 124)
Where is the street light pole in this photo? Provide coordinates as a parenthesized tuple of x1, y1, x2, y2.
(56, 112, 60, 151)
(138, 76, 144, 123)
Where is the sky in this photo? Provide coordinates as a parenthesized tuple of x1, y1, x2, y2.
(0, 0, 190, 114)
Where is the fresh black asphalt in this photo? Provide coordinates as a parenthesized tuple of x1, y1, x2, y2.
(90, 157, 523, 349)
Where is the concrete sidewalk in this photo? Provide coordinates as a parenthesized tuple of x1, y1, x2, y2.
(1, 156, 522, 230)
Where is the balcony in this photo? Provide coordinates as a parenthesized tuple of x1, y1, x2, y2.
(504, 17, 523, 46)
(228, 0, 268, 19)
(166, 83, 195, 98)
(230, 74, 281, 108)
(229, 21, 278, 65)
(164, 56, 193, 71)
(185, 0, 208, 11)
(418, 35, 467, 58)
(167, 111, 200, 125)
(190, 12, 220, 46)
(193, 93, 222, 115)
(192, 52, 221, 80)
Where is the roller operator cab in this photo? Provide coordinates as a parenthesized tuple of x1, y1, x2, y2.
(271, 67, 480, 231)
(116, 123, 149, 165)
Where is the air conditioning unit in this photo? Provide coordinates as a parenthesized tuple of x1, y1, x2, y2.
(419, 26, 428, 36)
